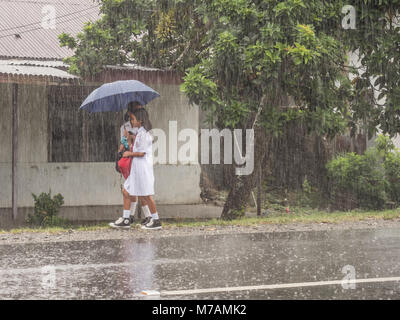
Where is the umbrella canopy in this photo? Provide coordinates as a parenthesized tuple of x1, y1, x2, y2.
(79, 80, 160, 113)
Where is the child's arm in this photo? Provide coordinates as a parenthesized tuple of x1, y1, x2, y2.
(121, 130, 130, 147)
(123, 151, 145, 158)
(123, 131, 151, 158)
(128, 133, 137, 149)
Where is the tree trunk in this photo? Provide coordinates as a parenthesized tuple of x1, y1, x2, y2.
(221, 125, 270, 220)
(220, 89, 282, 220)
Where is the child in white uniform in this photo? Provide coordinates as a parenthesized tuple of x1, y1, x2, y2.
(110, 108, 161, 230)
(115, 102, 147, 225)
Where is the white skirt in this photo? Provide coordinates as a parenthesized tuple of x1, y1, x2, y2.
(124, 157, 154, 196)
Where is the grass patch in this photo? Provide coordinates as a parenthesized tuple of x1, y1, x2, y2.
(0, 208, 399, 234)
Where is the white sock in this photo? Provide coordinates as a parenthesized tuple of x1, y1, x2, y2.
(151, 212, 159, 220)
(130, 202, 137, 216)
(123, 210, 131, 219)
(142, 205, 151, 218)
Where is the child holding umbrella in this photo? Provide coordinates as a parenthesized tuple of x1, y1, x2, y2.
(110, 108, 161, 230)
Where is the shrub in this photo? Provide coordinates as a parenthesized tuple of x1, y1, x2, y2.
(28, 191, 64, 226)
(384, 151, 400, 205)
(326, 149, 387, 210)
(327, 134, 400, 210)
(375, 133, 395, 155)
(299, 177, 313, 207)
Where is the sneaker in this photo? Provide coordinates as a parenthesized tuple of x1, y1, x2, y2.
(109, 217, 131, 229)
(137, 216, 152, 226)
(141, 218, 162, 230)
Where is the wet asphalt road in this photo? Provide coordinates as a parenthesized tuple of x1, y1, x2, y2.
(1, 228, 400, 299)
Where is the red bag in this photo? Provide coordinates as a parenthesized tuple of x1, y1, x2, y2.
(118, 157, 132, 179)
(118, 135, 135, 179)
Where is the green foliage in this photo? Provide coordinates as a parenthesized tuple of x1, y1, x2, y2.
(299, 177, 313, 207)
(327, 149, 387, 209)
(326, 134, 400, 209)
(59, 0, 208, 77)
(344, 0, 400, 138)
(375, 133, 395, 155)
(61, 0, 400, 215)
(372, 134, 400, 205)
(182, 0, 352, 134)
(228, 207, 246, 219)
(384, 151, 400, 205)
(62, 0, 400, 139)
(28, 191, 65, 227)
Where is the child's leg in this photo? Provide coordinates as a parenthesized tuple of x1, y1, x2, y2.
(144, 196, 156, 213)
(140, 195, 161, 230)
(109, 188, 132, 228)
(122, 188, 131, 211)
(144, 196, 159, 218)
(138, 196, 152, 220)
(129, 195, 137, 217)
(139, 197, 147, 207)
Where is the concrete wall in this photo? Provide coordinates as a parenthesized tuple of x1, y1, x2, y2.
(0, 83, 12, 208)
(148, 83, 200, 164)
(1, 162, 201, 207)
(0, 81, 202, 221)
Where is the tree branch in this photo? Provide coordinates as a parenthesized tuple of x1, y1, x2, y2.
(168, 40, 192, 70)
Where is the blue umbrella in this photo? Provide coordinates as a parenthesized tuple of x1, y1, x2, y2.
(79, 80, 160, 113)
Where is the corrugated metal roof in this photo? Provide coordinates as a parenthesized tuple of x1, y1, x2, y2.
(0, 59, 166, 71)
(106, 63, 164, 72)
(0, 0, 100, 60)
(0, 59, 79, 82)
(0, 59, 176, 84)
(0, 59, 68, 68)
(0, 63, 78, 78)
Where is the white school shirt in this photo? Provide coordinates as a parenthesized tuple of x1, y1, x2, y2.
(133, 127, 153, 161)
(123, 127, 154, 196)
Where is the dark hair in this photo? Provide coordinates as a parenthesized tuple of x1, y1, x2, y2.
(127, 101, 142, 113)
(133, 108, 152, 131)
(124, 111, 130, 122)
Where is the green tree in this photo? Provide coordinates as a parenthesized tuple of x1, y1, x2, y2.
(59, 0, 209, 76)
(343, 0, 400, 138)
(61, 0, 400, 218)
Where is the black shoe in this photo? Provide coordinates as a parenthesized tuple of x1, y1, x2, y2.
(137, 216, 152, 226)
(141, 218, 162, 230)
(109, 217, 131, 229)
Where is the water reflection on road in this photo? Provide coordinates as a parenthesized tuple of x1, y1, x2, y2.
(0, 228, 400, 299)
